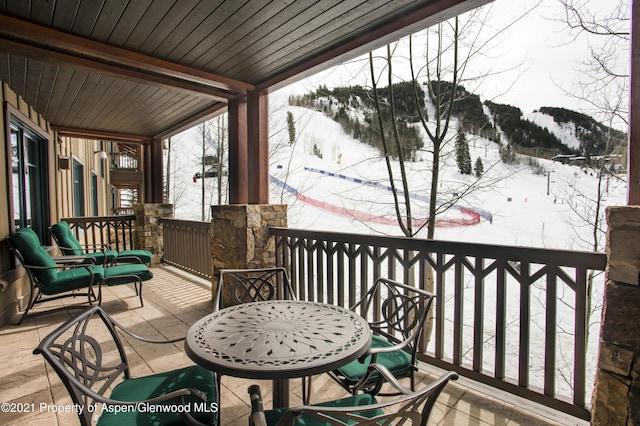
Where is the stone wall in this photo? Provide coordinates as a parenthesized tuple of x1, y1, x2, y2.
(209, 204, 287, 300)
(133, 203, 174, 265)
(591, 206, 640, 425)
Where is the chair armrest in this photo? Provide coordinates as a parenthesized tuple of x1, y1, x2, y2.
(22, 263, 98, 272)
(110, 317, 185, 344)
(247, 385, 268, 426)
(352, 363, 413, 395)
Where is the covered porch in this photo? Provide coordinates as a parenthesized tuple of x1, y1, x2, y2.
(0, 265, 583, 426)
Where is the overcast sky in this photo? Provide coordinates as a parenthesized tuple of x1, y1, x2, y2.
(280, 0, 628, 130)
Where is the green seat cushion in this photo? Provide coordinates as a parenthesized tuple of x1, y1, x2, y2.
(264, 393, 381, 426)
(334, 335, 413, 383)
(117, 249, 152, 264)
(103, 264, 153, 286)
(84, 250, 118, 265)
(97, 365, 218, 426)
(43, 265, 105, 295)
(9, 228, 58, 284)
(50, 221, 85, 256)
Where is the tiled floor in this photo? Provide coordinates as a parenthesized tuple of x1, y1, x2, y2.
(0, 266, 588, 425)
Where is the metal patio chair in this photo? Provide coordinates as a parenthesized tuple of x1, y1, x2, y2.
(248, 363, 457, 426)
(214, 267, 311, 404)
(328, 277, 435, 396)
(214, 267, 297, 310)
(34, 306, 218, 426)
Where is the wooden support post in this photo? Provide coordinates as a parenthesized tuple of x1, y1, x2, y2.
(229, 97, 249, 204)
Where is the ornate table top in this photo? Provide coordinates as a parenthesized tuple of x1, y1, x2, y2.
(185, 300, 372, 379)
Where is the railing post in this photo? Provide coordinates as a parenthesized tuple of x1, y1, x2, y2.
(132, 203, 174, 265)
(210, 204, 287, 300)
(592, 206, 640, 424)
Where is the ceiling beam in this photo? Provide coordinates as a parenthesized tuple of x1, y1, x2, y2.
(53, 126, 152, 143)
(0, 13, 254, 96)
(0, 38, 232, 102)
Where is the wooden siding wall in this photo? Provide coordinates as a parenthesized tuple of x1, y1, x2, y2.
(56, 136, 113, 218)
(0, 83, 54, 325)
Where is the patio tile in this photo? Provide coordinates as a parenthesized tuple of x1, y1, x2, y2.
(0, 265, 588, 425)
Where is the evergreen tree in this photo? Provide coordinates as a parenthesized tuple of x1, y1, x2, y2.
(286, 111, 296, 145)
(455, 128, 472, 174)
(475, 157, 484, 177)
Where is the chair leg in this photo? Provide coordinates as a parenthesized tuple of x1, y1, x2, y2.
(16, 287, 39, 325)
(136, 279, 144, 307)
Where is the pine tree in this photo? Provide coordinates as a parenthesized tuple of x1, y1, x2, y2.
(286, 111, 296, 145)
(455, 128, 472, 174)
(475, 157, 484, 177)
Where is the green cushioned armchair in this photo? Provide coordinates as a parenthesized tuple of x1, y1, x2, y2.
(248, 363, 457, 426)
(34, 306, 218, 426)
(7, 227, 103, 324)
(328, 277, 436, 396)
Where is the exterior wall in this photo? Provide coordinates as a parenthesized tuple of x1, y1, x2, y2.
(56, 137, 114, 218)
(591, 206, 640, 424)
(0, 83, 55, 326)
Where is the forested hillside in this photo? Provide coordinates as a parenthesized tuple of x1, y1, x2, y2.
(289, 82, 626, 164)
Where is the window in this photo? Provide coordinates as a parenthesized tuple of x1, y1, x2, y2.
(10, 120, 49, 241)
(91, 173, 98, 216)
(73, 159, 85, 217)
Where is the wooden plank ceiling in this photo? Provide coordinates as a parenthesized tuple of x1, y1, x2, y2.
(0, 0, 491, 141)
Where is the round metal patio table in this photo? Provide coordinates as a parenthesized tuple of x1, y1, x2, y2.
(185, 300, 372, 408)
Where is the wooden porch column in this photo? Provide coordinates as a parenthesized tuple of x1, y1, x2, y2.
(144, 139, 164, 203)
(228, 97, 249, 204)
(629, 0, 640, 204)
(247, 90, 269, 204)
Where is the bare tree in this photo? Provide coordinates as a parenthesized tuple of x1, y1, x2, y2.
(558, 0, 630, 127)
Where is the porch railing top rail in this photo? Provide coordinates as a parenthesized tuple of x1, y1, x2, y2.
(269, 227, 607, 269)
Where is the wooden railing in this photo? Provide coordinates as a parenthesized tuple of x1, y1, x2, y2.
(161, 218, 212, 279)
(270, 226, 607, 420)
(62, 215, 136, 252)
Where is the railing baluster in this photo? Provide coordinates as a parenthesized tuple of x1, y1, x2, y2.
(545, 267, 558, 397)
(473, 256, 484, 372)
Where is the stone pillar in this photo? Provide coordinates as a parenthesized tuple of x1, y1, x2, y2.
(210, 204, 287, 299)
(591, 206, 640, 425)
(133, 203, 174, 265)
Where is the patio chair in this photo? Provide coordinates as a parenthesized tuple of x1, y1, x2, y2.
(248, 363, 457, 426)
(34, 306, 218, 426)
(214, 267, 310, 404)
(8, 227, 153, 323)
(7, 227, 102, 324)
(50, 220, 152, 266)
(327, 277, 435, 396)
(214, 267, 296, 310)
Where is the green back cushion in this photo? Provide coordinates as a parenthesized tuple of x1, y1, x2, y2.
(10, 228, 58, 283)
(51, 221, 84, 255)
